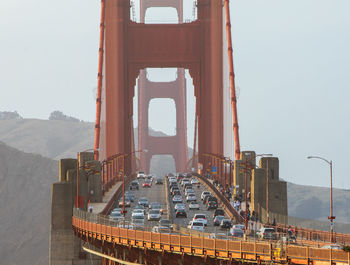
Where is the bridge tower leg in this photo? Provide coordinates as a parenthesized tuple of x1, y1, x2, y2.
(99, 0, 225, 174)
(138, 0, 188, 174)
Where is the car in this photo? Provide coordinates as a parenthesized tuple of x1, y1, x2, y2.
(110, 211, 123, 221)
(126, 193, 135, 202)
(183, 183, 192, 190)
(232, 224, 245, 230)
(149, 203, 163, 214)
(118, 198, 131, 207)
(193, 214, 207, 226)
(143, 180, 152, 188)
(207, 201, 218, 210)
(135, 205, 146, 214)
(129, 180, 139, 190)
(138, 197, 149, 207)
(181, 180, 190, 186)
(111, 207, 122, 214)
(202, 194, 212, 204)
(132, 210, 145, 218)
(131, 215, 145, 227)
(191, 178, 199, 185)
(189, 201, 200, 210)
(175, 209, 187, 218)
(159, 219, 173, 229)
(230, 228, 244, 237)
(201, 191, 211, 201)
(146, 174, 154, 181)
(206, 196, 218, 205)
(185, 188, 194, 196)
(257, 227, 277, 240)
(188, 220, 205, 232)
(172, 190, 181, 196)
(186, 194, 197, 202)
(213, 215, 225, 226)
(152, 226, 171, 233)
(155, 178, 163, 184)
(220, 219, 233, 229)
(170, 185, 179, 192)
(137, 171, 145, 179)
(148, 209, 161, 221)
(174, 203, 186, 211)
(213, 209, 225, 218)
(172, 195, 183, 204)
(321, 244, 343, 250)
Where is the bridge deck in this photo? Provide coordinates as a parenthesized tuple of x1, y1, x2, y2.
(91, 181, 122, 214)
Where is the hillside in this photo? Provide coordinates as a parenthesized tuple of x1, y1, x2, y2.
(0, 142, 58, 265)
(288, 182, 350, 224)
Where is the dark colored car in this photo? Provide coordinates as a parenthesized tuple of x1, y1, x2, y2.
(172, 190, 181, 196)
(155, 178, 163, 184)
(129, 180, 139, 190)
(207, 201, 218, 210)
(203, 194, 211, 204)
(175, 209, 187, 218)
(220, 219, 233, 229)
(183, 183, 192, 191)
(213, 209, 225, 218)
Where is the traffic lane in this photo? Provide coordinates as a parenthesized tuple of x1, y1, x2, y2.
(121, 178, 167, 226)
(170, 178, 232, 234)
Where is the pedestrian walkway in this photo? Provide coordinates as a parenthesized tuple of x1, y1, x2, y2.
(91, 181, 122, 214)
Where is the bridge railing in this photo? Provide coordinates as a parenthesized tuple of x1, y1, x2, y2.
(73, 208, 350, 264)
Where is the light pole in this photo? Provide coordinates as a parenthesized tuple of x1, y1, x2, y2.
(307, 156, 335, 242)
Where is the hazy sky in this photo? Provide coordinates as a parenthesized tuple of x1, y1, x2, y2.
(0, 0, 349, 189)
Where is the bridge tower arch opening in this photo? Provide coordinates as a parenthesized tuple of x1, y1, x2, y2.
(150, 154, 176, 176)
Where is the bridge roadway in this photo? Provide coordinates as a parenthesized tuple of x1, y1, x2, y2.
(72, 173, 350, 265)
(112, 175, 227, 234)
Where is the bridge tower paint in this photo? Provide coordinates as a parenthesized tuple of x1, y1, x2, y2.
(137, 0, 188, 173)
(98, 0, 225, 173)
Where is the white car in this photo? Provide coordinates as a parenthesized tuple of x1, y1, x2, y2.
(137, 171, 145, 179)
(188, 220, 205, 232)
(191, 178, 199, 184)
(201, 191, 211, 200)
(172, 195, 183, 204)
(186, 194, 197, 202)
(189, 201, 200, 210)
(110, 211, 123, 221)
(132, 211, 145, 219)
(174, 203, 186, 211)
(193, 213, 207, 226)
(131, 215, 145, 226)
(148, 209, 161, 221)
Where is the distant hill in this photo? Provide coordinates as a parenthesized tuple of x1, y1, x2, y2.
(288, 182, 350, 224)
(0, 116, 192, 175)
(0, 142, 57, 265)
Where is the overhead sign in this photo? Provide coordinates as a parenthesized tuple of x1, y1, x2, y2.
(212, 166, 217, 174)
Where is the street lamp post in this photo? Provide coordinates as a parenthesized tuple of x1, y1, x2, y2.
(307, 156, 335, 242)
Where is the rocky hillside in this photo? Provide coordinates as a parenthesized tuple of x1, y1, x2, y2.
(0, 142, 58, 265)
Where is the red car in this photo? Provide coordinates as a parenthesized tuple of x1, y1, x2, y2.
(143, 180, 151, 188)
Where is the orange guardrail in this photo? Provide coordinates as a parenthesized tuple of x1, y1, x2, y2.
(72, 209, 350, 264)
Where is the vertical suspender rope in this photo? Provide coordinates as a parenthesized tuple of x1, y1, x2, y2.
(224, 0, 241, 160)
(191, 107, 198, 169)
(94, 0, 106, 161)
